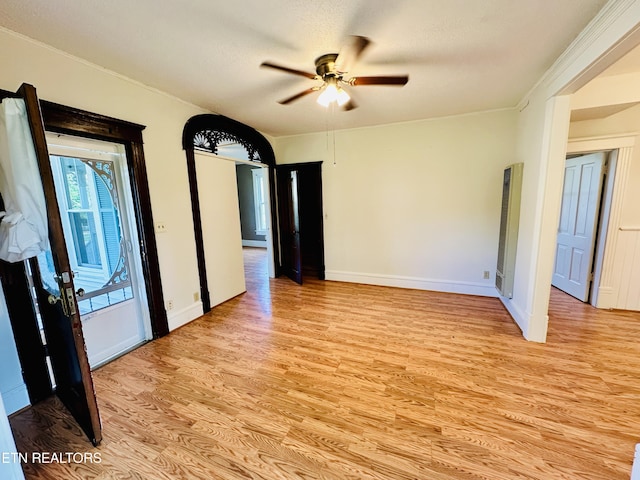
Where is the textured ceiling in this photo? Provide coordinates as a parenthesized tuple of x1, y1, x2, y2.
(0, 0, 609, 136)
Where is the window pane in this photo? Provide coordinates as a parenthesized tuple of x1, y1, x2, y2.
(69, 212, 101, 267)
(61, 157, 93, 209)
(252, 169, 267, 233)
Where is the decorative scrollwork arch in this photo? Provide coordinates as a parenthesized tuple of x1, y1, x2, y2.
(182, 114, 275, 166)
(182, 114, 279, 313)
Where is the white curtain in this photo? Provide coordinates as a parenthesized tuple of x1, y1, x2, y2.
(0, 98, 48, 262)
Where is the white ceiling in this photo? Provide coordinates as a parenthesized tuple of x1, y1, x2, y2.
(0, 0, 609, 137)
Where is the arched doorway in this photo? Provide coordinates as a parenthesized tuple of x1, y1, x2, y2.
(182, 114, 279, 313)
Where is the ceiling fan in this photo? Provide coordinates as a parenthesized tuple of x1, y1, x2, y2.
(260, 36, 409, 111)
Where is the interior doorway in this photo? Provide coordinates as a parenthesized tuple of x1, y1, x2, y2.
(276, 162, 325, 285)
(551, 152, 608, 303)
(236, 161, 275, 274)
(555, 131, 639, 313)
(236, 161, 275, 290)
(182, 114, 279, 313)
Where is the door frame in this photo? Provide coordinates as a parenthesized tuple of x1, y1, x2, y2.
(565, 134, 635, 307)
(38, 99, 168, 337)
(276, 162, 326, 283)
(47, 134, 153, 367)
(182, 114, 279, 313)
(0, 88, 168, 405)
(233, 158, 276, 278)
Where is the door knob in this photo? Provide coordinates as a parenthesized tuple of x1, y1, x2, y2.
(76, 288, 85, 297)
(47, 293, 70, 316)
(48, 294, 61, 305)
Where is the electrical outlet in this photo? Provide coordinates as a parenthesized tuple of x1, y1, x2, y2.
(155, 222, 167, 233)
(483, 270, 491, 279)
(193, 291, 200, 302)
(166, 299, 174, 310)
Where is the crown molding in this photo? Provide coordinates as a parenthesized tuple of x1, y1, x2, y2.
(518, 0, 640, 109)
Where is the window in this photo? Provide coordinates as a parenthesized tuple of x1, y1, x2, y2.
(50, 150, 132, 314)
(60, 157, 104, 268)
(252, 168, 267, 235)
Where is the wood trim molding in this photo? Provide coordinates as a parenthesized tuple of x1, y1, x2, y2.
(40, 101, 145, 144)
(567, 133, 637, 152)
(184, 146, 210, 312)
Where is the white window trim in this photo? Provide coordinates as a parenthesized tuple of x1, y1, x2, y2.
(252, 168, 268, 236)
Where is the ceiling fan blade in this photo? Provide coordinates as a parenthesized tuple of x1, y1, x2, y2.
(341, 98, 358, 111)
(349, 75, 409, 86)
(335, 35, 371, 73)
(278, 87, 318, 105)
(261, 61, 317, 79)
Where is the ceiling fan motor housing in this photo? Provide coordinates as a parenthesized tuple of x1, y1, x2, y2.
(315, 53, 339, 78)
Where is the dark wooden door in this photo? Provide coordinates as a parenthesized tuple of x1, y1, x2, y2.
(297, 164, 325, 279)
(287, 170, 303, 284)
(19, 83, 102, 445)
(279, 168, 303, 284)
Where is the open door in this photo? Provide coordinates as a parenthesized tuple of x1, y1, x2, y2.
(552, 152, 606, 302)
(19, 83, 102, 445)
(279, 169, 303, 284)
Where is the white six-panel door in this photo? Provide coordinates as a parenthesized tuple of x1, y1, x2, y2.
(552, 152, 606, 301)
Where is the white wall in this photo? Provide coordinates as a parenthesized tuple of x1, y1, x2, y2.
(569, 104, 640, 310)
(0, 287, 29, 414)
(0, 27, 207, 330)
(194, 152, 246, 314)
(572, 71, 640, 109)
(0, 392, 25, 479)
(275, 109, 517, 296)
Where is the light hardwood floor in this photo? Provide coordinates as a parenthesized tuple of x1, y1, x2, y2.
(9, 247, 640, 479)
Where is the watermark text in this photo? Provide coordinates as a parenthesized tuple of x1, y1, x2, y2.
(1, 451, 101, 464)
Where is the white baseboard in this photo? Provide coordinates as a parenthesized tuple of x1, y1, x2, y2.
(168, 301, 204, 332)
(325, 270, 499, 297)
(499, 296, 548, 342)
(242, 240, 267, 248)
(89, 336, 146, 369)
(1, 383, 29, 415)
(499, 296, 527, 334)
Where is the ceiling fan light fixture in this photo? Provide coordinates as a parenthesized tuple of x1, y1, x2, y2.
(317, 83, 337, 107)
(336, 87, 350, 107)
(317, 81, 350, 107)
(263, 35, 407, 111)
